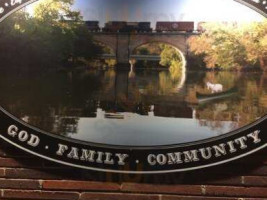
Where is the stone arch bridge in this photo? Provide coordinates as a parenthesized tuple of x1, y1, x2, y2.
(92, 32, 199, 65)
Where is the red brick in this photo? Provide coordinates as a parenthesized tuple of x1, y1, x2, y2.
(243, 176, 267, 186)
(204, 177, 242, 186)
(206, 186, 267, 197)
(186, 164, 257, 176)
(0, 168, 5, 177)
(182, 174, 242, 186)
(121, 183, 202, 195)
(0, 179, 40, 189)
(3, 190, 79, 200)
(42, 180, 120, 191)
(80, 193, 159, 200)
(163, 196, 266, 200)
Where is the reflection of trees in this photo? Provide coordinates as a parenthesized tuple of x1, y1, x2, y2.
(158, 71, 181, 95)
(52, 116, 79, 136)
(191, 73, 267, 130)
(0, 71, 102, 135)
(0, 69, 266, 136)
(185, 71, 238, 104)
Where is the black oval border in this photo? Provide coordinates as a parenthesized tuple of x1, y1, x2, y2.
(0, 0, 266, 174)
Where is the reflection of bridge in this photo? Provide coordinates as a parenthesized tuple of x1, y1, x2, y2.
(101, 54, 161, 61)
(92, 32, 199, 65)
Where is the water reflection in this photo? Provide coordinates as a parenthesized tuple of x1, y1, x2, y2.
(0, 69, 266, 146)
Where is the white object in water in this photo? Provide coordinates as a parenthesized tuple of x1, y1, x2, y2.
(206, 82, 223, 93)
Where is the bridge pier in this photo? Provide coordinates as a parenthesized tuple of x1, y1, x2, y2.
(116, 34, 130, 65)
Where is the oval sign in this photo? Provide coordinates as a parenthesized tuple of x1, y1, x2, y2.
(0, 0, 266, 174)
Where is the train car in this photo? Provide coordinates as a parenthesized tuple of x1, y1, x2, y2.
(119, 22, 152, 33)
(102, 21, 127, 32)
(156, 21, 194, 32)
(102, 21, 152, 33)
(120, 22, 139, 32)
(120, 22, 152, 33)
(85, 21, 100, 32)
(138, 22, 152, 32)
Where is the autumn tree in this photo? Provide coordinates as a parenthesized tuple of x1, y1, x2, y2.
(188, 22, 251, 70)
(188, 21, 267, 71)
(242, 20, 267, 72)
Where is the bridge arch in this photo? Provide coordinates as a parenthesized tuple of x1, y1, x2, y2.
(90, 33, 191, 64)
(131, 41, 186, 68)
(131, 41, 187, 91)
(91, 34, 118, 56)
(129, 35, 188, 57)
(93, 40, 116, 55)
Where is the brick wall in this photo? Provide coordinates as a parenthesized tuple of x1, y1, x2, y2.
(0, 139, 267, 200)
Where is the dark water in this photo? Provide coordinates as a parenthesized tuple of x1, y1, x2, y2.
(0, 69, 266, 146)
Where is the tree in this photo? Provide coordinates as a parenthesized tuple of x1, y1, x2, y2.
(160, 45, 182, 67)
(33, 0, 81, 23)
(0, 0, 101, 71)
(242, 20, 267, 72)
(159, 45, 184, 80)
(188, 21, 267, 71)
(188, 22, 249, 70)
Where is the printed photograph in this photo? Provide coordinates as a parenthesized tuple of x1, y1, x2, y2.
(0, 0, 266, 146)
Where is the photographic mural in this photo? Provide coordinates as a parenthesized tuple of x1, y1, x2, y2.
(0, 0, 266, 173)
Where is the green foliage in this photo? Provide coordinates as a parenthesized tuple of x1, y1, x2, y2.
(138, 47, 149, 55)
(242, 20, 267, 72)
(105, 59, 117, 67)
(160, 45, 181, 67)
(0, 0, 101, 71)
(169, 60, 183, 81)
(188, 21, 267, 71)
(159, 45, 184, 80)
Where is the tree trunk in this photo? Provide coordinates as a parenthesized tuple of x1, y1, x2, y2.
(259, 71, 267, 92)
(259, 56, 267, 72)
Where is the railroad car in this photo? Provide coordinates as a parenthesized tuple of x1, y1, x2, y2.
(138, 22, 152, 32)
(156, 21, 194, 32)
(120, 22, 152, 33)
(102, 21, 127, 32)
(103, 21, 152, 33)
(120, 22, 139, 32)
(85, 21, 100, 32)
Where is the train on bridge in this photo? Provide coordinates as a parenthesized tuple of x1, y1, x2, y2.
(85, 21, 205, 33)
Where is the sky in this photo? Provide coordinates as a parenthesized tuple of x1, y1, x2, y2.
(71, 0, 264, 27)
(26, 0, 265, 27)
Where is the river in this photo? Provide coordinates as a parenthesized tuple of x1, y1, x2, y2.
(0, 69, 266, 146)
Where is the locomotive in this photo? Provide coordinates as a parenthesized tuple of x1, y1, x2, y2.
(156, 22, 194, 32)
